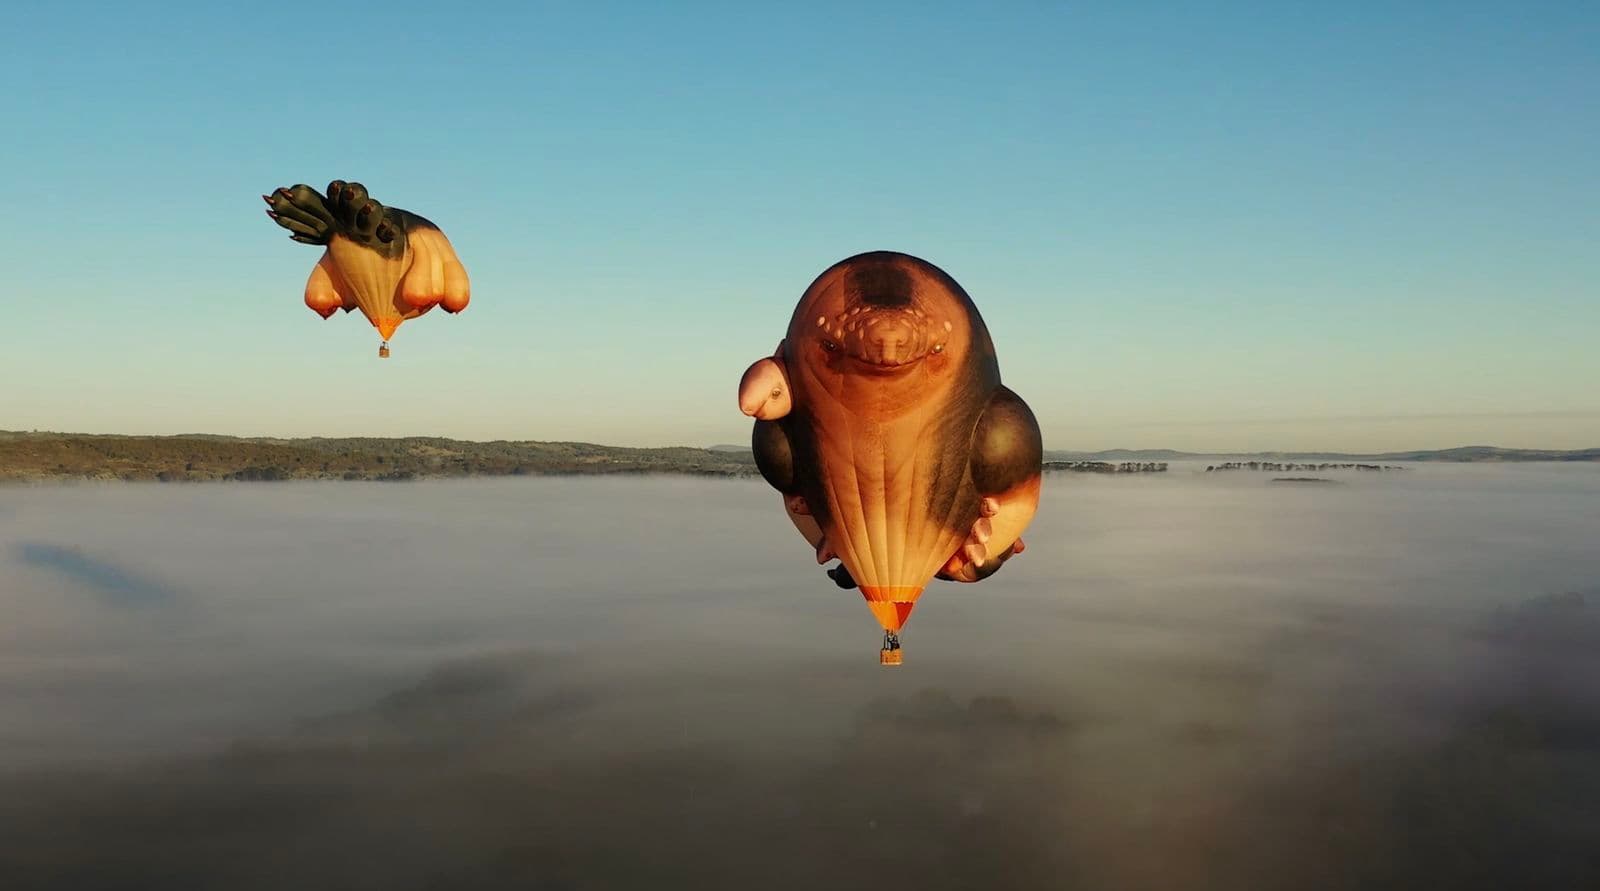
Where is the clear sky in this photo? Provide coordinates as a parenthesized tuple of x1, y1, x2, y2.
(2, 1, 1596, 452)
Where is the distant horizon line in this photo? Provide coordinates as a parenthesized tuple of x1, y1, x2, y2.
(4, 429, 1597, 459)
(1121, 410, 1600, 427)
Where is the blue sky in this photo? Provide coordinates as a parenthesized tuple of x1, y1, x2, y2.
(1, 1, 1596, 450)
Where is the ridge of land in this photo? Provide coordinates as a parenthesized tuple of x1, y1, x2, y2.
(1, 431, 1594, 483)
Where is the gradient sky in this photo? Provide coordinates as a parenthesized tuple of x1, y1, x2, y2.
(2, 1, 1596, 451)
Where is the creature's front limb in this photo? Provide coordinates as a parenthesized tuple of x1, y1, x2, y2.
(264, 184, 337, 245)
(264, 180, 409, 258)
(938, 496, 1031, 582)
(939, 386, 1043, 583)
(753, 418, 852, 587)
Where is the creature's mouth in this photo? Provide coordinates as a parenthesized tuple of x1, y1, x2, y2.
(832, 306, 934, 372)
(845, 351, 927, 373)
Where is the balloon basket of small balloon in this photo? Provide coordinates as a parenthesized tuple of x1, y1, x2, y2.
(378, 341, 391, 359)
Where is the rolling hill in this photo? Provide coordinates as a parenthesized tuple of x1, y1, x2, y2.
(2, 431, 1594, 483)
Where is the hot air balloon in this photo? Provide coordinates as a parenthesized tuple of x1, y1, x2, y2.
(263, 180, 469, 358)
(739, 252, 1042, 664)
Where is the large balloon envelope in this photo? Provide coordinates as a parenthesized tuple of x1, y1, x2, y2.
(264, 180, 469, 357)
(740, 251, 1042, 663)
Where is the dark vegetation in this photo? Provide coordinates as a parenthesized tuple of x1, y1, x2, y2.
(1045, 461, 1168, 474)
(4, 431, 1594, 484)
(1057, 447, 1600, 463)
(0, 432, 758, 483)
(1207, 462, 1404, 472)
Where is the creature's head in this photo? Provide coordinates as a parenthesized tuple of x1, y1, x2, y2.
(786, 252, 996, 404)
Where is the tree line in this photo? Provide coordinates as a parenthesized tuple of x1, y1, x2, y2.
(1044, 461, 1168, 474)
(1206, 462, 1403, 472)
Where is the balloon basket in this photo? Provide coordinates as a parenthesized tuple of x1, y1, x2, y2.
(378, 341, 391, 359)
(879, 631, 902, 666)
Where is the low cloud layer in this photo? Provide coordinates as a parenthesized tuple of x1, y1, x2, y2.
(1, 470, 1598, 889)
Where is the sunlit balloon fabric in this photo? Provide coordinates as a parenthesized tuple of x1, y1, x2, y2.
(740, 252, 1042, 663)
(264, 180, 469, 357)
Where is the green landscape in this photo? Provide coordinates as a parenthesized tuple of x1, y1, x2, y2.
(1, 431, 1595, 484)
(0, 431, 756, 483)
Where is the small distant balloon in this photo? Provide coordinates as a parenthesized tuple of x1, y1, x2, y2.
(263, 180, 469, 358)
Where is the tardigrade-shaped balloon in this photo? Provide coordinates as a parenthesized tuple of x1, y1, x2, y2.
(739, 251, 1041, 662)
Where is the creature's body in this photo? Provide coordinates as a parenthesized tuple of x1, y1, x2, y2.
(264, 180, 469, 356)
(740, 252, 1041, 656)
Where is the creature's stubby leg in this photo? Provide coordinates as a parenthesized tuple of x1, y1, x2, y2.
(752, 417, 855, 588)
(304, 253, 349, 318)
(400, 222, 471, 313)
(939, 386, 1042, 583)
(751, 415, 795, 495)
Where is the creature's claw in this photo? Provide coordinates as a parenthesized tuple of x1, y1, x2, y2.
(963, 541, 987, 567)
(355, 202, 382, 239)
(816, 536, 836, 565)
(327, 181, 388, 242)
(937, 500, 1030, 583)
(958, 512, 995, 568)
(267, 210, 326, 241)
(827, 564, 858, 590)
(326, 180, 369, 219)
(263, 184, 336, 245)
(940, 539, 1017, 584)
